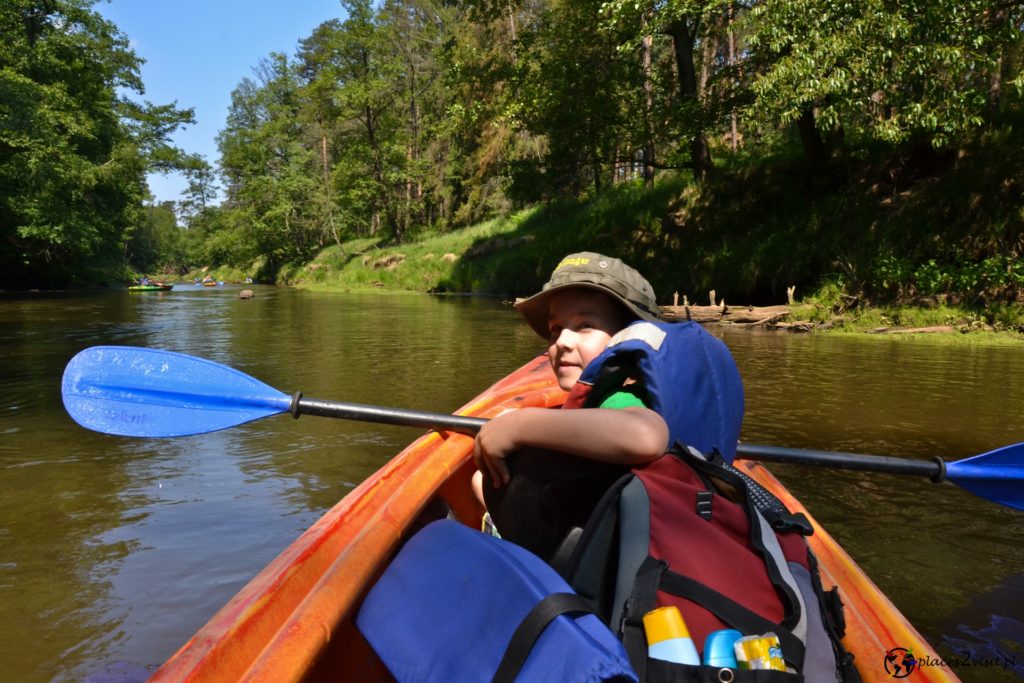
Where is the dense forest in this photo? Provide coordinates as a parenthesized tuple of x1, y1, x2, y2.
(2, 0, 1022, 307)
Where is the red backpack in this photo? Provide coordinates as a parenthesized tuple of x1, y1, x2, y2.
(559, 446, 859, 682)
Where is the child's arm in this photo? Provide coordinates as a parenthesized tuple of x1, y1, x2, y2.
(473, 406, 668, 488)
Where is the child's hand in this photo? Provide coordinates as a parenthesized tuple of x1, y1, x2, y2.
(472, 409, 529, 488)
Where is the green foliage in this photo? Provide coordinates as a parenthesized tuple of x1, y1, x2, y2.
(508, 0, 642, 198)
(126, 201, 187, 273)
(746, 0, 1021, 149)
(0, 0, 196, 288)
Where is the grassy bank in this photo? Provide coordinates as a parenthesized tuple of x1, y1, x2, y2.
(274, 209, 1022, 343)
(261, 135, 1022, 342)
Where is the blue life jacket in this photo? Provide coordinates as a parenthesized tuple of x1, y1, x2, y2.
(564, 320, 744, 462)
(356, 519, 637, 683)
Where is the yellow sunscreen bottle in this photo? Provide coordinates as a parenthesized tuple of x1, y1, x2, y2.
(642, 606, 700, 665)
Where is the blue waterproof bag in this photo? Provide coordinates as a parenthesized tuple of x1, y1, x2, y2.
(356, 519, 637, 683)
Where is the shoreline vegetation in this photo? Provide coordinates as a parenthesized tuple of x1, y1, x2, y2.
(5, 1, 1021, 347)
(243, 149, 1022, 344)
(174, 174, 1015, 344)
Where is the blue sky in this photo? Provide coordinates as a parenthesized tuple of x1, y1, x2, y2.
(96, 0, 346, 205)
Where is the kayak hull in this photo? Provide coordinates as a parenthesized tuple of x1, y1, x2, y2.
(150, 355, 959, 683)
(128, 284, 173, 291)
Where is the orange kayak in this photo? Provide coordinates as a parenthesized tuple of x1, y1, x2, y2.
(150, 355, 959, 683)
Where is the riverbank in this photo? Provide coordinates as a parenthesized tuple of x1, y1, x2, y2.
(180, 135, 1023, 343)
(659, 301, 1024, 344)
(260, 199, 1023, 343)
(273, 226, 1023, 342)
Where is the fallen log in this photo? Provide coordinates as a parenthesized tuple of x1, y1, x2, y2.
(733, 312, 791, 328)
(660, 304, 792, 325)
(867, 325, 956, 335)
(769, 320, 816, 333)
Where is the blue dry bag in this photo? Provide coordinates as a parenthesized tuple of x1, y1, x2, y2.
(356, 519, 637, 683)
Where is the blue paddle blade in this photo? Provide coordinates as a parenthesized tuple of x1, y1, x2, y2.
(946, 443, 1024, 512)
(62, 346, 292, 437)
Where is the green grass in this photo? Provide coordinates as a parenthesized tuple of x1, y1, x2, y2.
(822, 324, 1024, 346)
(279, 211, 537, 293)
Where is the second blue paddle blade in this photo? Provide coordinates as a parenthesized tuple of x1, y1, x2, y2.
(946, 443, 1024, 512)
(62, 346, 293, 437)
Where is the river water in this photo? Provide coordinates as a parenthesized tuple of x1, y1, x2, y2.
(1, 286, 1021, 682)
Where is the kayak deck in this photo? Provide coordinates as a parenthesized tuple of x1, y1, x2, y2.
(150, 355, 958, 682)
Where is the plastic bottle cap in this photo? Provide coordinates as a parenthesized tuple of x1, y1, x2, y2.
(703, 629, 742, 667)
(642, 606, 690, 644)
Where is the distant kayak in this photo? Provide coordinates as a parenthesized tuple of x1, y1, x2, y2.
(127, 283, 172, 292)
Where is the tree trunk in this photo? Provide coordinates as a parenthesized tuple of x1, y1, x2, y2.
(728, 5, 738, 151)
(507, 0, 517, 42)
(796, 107, 829, 169)
(642, 30, 656, 186)
(406, 56, 421, 225)
(986, 6, 1009, 117)
(666, 19, 713, 181)
(591, 140, 602, 195)
(364, 105, 401, 243)
(698, 17, 718, 97)
(318, 118, 343, 252)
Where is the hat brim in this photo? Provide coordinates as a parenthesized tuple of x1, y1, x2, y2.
(515, 282, 661, 340)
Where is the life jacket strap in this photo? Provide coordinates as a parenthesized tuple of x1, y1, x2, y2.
(492, 592, 598, 683)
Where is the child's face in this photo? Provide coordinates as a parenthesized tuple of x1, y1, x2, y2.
(546, 288, 629, 391)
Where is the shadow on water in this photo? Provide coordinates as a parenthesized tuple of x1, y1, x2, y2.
(939, 573, 1024, 681)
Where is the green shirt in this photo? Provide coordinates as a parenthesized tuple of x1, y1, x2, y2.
(597, 383, 649, 410)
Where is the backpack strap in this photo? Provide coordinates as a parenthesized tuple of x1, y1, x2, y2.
(619, 557, 666, 680)
(493, 592, 599, 683)
(709, 450, 814, 536)
(697, 448, 804, 529)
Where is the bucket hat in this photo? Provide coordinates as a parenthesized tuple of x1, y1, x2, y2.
(515, 252, 660, 339)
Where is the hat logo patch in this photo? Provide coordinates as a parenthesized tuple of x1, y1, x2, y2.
(556, 256, 591, 269)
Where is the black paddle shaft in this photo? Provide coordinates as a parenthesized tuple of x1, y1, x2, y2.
(737, 444, 947, 482)
(292, 392, 948, 479)
(291, 392, 487, 435)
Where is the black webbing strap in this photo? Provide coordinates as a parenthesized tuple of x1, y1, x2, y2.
(620, 557, 667, 680)
(492, 592, 596, 683)
(660, 569, 806, 669)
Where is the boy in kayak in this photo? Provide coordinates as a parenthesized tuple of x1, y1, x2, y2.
(472, 253, 669, 506)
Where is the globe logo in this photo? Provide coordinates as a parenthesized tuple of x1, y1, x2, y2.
(884, 647, 918, 678)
